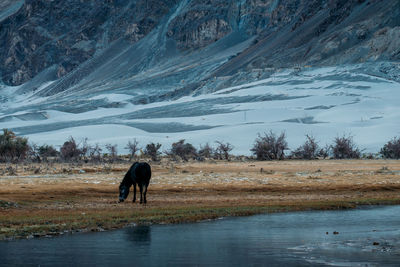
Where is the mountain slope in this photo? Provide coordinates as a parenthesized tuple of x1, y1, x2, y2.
(0, 0, 399, 94)
(0, 0, 399, 154)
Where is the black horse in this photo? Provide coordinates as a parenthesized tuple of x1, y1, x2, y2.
(119, 162, 151, 204)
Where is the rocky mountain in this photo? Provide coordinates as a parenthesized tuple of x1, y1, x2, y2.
(0, 0, 399, 97)
(0, 0, 399, 154)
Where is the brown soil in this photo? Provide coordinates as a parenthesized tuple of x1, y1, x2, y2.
(1, 159, 400, 240)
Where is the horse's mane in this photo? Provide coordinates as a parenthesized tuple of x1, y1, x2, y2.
(120, 162, 139, 187)
(120, 169, 133, 187)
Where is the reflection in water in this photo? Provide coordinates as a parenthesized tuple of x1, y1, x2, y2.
(1, 206, 400, 266)
(125, 226, 151, 243)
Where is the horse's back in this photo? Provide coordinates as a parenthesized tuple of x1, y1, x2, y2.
(131, 162, 151, 184)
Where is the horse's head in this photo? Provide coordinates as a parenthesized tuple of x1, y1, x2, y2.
(118, 183, 130, 203)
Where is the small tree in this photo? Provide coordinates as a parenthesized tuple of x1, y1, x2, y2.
(14, 136, 29, 161)
(60, 136, 82, 161)
(380, 137, 400, 159)
(144, 143, 162, 161)
(198, 143, 214, 159)
(0, 129, 16, 160)
(38, 144, 59, 161)
(251, 131, 288, 160)
(169, 139, 197, 161)
(331, 134, 361, 159)
(125, 139, 140, 160)
(215, 141, 233, 160)
(105, 144, 118, 162)
(291, 135, 319, 160)
(0, 129, 29, 162)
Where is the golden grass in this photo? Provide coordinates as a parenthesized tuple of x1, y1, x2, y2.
(1, 159, 400, 240)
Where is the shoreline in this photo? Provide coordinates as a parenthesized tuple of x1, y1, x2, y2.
(1, 160, 400, 240)
(2, 200, 400, 241)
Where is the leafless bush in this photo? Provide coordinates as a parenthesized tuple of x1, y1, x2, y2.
(28, 143, 40, 162)
(215, 141, 233, 160)
(88, 143, 103, 163)
(291, 135, 319, 160)
(331, 134, 361, 159)
(60, 137, 82, 161)
(168, 139, 197, 161)
(125, 139, 140, 160)
(198, 143, 214, 159)
(80, 138, 90, 158)
(0, 129, 29, 162)
(251, 131, 288, 160)
(105, 144, 118, 162)
(318, 144, 331, 159)
(144, 143, 162, 161)
(380, 137, 400, 159)
(6, 166, 16, 176)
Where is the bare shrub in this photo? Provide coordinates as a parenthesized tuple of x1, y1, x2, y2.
(198, 143, 214, 159)
(215, 141, 233, 160)
(60, 137, 82, 161)
(318, 144, 331, 159)
(28, 143, 41, 162)
(168, 139, 197, 161)
(89, 143, 103, 162)
(380, 137, 400, 159)
(0, 129, 29, 162)
(251, 131, 288, 160)
(80, 138, 90, 158)
(144, 143, 162, 161)
(38, 144, 59, 162)
(125, 139, 140, 160)
(291, 135, 319, 160)
(331, 134, 361, 159)
(105, 144, 118, 162)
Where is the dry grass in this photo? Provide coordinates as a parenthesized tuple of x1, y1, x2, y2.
(1, 159, 400, 240)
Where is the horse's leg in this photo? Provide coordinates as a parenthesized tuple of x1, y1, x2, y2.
(132, 182, 136, 202)
(139, 184, 143, 204)
(143, 184, 147, 204)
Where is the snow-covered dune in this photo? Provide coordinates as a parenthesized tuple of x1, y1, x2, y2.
(1, 64, 399, 155)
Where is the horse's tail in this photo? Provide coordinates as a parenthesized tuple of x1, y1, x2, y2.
(143, 162, 151, 184)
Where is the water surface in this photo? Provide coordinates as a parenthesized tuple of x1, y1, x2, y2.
(1, 206, 400, 266)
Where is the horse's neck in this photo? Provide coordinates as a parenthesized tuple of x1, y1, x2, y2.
(122, 171, 133, 187)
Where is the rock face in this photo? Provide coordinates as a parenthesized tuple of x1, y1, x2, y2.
(0, 0, 399, 87)
(0, 0, 178, 85)
(211, 0, 400, 78)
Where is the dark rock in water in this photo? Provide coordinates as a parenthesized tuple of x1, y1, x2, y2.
(373, 242, 380, 246)
(333, 231, 339, 235)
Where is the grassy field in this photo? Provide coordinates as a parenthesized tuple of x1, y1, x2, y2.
(1, 159, 400, 240)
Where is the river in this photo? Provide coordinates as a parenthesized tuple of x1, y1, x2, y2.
(1, 205, 400, 266)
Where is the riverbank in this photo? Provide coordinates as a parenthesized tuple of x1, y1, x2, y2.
(1, 160, 400, 240)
